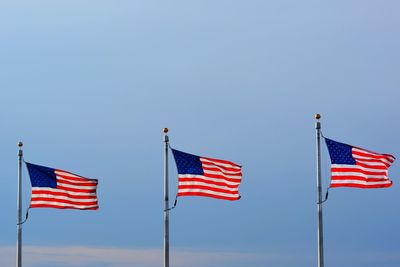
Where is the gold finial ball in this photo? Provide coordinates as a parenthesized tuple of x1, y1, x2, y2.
(315, 114, 321, 120)
(17, 141, 23, 147)
(163, 128, 169, 134)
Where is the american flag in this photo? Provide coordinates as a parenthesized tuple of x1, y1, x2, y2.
(325, 138, 395, 188)
(171, 149, 242, 200)
(26, 162, 99, 210)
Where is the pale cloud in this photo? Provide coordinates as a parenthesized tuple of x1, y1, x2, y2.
(2, 245, 400, 267)
(0, 246, 160, 267)
(0, 245, 307, 267)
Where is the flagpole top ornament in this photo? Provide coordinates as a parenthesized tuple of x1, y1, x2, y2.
(163, 128, 169, 134)
(315, 114, 321, 120)
(17, 141, 23, 148)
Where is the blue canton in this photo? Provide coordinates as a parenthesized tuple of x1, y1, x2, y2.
(171, 149, 204, 175)
(325, 138, 356, 165)
(26, 162, 57, 188)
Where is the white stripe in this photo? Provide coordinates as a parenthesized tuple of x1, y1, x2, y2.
(55, 171, 97, 182)
(352, 147, 381, 156)
(352, 154, 383, 161)
(203, 170, 242, 179)
(331, 164, 388, 173)
(178, 181, 238, 192)
(57, 182, 97, 190)
(200, 158, 241, 170)
(356, 160, 392, 167)
(55, 171, 85, 178)
(55, 170, 78, 176)
(178, 174, 241, 186)
(200, 162, 242, 174)
(31, 194, 97, 202)
(32, 187, 97, 196)
(331, 179, 391, 186)
(353, 156, 392, 166)
(30, 201, 98, 209)
(178, 188, 239, 198)
(353, 161, 387, 167)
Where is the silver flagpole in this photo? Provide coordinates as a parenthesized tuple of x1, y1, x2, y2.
(315, 114, 324, 267)
(16, 141, 23, 267)
(163, 128, 169, 267)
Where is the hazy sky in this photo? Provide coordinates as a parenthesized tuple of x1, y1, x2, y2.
(1, 1, 400, 267)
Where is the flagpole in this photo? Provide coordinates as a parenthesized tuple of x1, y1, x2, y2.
(315, 114, 324, 267)
(163, 128, 169, 267)
(16, 141, 23, 267)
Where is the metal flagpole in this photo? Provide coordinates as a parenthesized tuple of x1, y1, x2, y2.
(16, 141, 23, 267)
(315, 114, 324, 267)
(163, 128, 169, 267)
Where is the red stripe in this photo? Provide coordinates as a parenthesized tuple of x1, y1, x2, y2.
(178, 178, 239, 188)
(31, 198, 98, 206)
(202, 173, 242, 182)
(32, 190, 96, 199)
(354, 158, 387, 164)
(202, 165, 242, 174)
(331, 176, 389, 182)
(56, 185, 97, 193)
(56, 179, 98, 187)
(330, 182, 392, 189)
(56, 174, 97, 183)
(30, 204, 98, 210)
(178, 185, 238, 195)
(355, 162, 387, 170)
(201, 157, 241, 167)
(177, 192, 239, 200)
(352, 150, 386, 159)
(355, 159, 391, 168)
(56, 170, 98, 182)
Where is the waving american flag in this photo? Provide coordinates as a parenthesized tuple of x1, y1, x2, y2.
(26, 162, 99, 210)
(325, 138, 395, 188)
(172, 149, 242, 200)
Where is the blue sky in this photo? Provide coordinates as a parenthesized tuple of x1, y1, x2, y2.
(1, 1, 400, 267)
